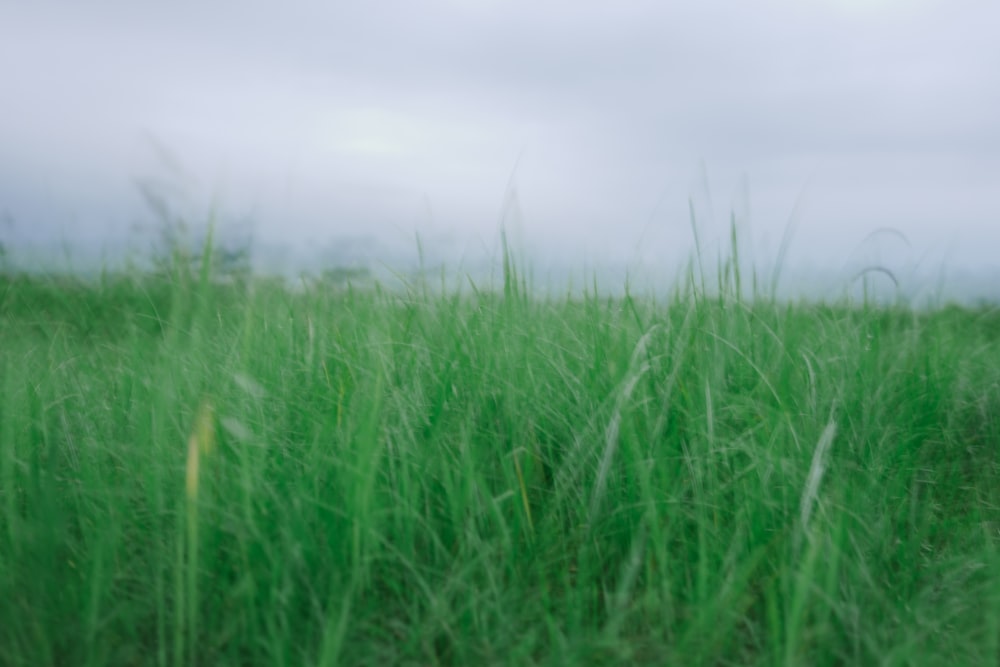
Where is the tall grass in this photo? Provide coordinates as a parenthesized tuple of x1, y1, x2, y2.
(1, 238, 999, 665)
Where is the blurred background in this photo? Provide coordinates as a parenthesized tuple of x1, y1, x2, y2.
(1, 0, 998, 301)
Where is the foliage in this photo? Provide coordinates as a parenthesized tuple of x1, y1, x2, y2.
(1, 247, 999, 666)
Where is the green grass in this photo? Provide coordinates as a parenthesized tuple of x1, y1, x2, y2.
(1, 247, 999, 666)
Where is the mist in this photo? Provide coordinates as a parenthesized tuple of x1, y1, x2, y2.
(1, 0, 998, 302)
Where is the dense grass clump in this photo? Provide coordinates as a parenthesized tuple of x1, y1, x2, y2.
(1, 253, 999, 666)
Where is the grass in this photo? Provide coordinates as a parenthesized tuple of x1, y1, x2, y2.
(1, 239, 999, 666)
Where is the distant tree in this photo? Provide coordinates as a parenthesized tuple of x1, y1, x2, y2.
(0, 209, 13, 273)
(135, 178, 198, 276)
(319, 265, 371, 286)
(135, 179, 253, 283)
(212, 232, 254, 284)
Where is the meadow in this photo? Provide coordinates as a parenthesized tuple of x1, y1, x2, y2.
(1, 240, 999, 666)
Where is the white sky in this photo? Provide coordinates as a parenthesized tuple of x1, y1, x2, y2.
(1, 0, 998, 282)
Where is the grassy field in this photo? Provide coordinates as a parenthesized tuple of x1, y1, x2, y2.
(1, 247, 999, 666)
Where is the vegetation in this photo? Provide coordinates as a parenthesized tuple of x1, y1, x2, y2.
(1, 239, 999, 666)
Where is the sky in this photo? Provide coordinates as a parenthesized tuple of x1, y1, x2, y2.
(1, 0, 998, 294)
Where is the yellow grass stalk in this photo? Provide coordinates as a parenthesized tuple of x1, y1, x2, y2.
(180, 398, 215, 666)
(185, 400, 216, 501)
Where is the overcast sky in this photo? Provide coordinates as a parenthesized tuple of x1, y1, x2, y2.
(1, 0, 998, 285)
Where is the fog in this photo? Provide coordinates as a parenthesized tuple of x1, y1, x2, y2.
(1, 0, 998, 301)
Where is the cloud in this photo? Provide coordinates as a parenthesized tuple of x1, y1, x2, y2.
(1, 0, 997, 276)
